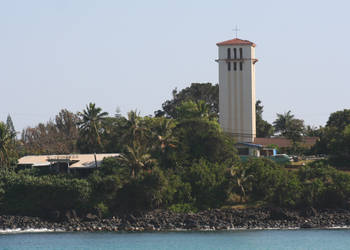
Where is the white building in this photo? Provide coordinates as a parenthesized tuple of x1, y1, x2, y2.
(216, 38, 258, 143)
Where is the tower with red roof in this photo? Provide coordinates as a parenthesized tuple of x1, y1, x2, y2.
(216, 38, 258, 143)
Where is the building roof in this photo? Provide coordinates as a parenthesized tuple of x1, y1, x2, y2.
(236, 142, 263, 148)
(253, 137, 319, 149)
(18, 153, 120, 169)
(216, 38, 256, 47)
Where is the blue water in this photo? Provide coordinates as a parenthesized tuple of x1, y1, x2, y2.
(1, 229, 350, 250)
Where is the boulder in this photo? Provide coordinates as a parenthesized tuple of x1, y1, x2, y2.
(86, 213, 98, 221)
(269, 207, 289, 220)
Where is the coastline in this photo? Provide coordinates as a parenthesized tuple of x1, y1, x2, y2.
(2, 208, 350, 233)
(2, 226, 350, 234)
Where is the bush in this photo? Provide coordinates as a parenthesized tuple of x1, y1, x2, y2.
(298, 162, 350, 208)
(244, 158, 302, 207)
(114, 167, 169, 212)
(173, 118, 237, 166)
(0, 170, 92, 216)
(182, 158, 228, 209)
(168, 203, 198, 213)
(94, 202, 109, 218)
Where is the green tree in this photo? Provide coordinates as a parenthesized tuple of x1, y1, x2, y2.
(304, 125, 322, 137)
(151, 118, 177, 154)
(174, 100, 214, 121)
(298, 162, 350, 208)
(256, 100, 274, 137)
(101, 116, 128, 153)
(0, 122, 16, 168)
(230, 164, 253, 202)
(315, 109, 350, 164)
(183, 159, 228, 209)
(115, 167, 168, 211)
(155, 83, 218, 119)
(174, 118, 237, 166)
(5, 115, 17, 165)
(273, 110, 294, 135)
(77, 103, 108, 153)
(273, 110, 305, 144)
(6, 115, 16, 138)
(118, 142, 156, 178)
(121, 110, 149, 146)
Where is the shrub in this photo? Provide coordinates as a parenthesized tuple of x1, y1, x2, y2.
(244, 158, 302, 207)
(0, 171, 92, 216)
(182, 158, 228, 209)
(168, 203, 198, 213)
(114, 167, 168, 212)
(298, 162, 350, 208)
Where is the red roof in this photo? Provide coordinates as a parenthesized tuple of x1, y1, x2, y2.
(216, 38, 256, 47)
(254, 137, 319, 149)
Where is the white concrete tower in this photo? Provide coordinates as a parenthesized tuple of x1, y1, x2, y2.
(216, 38, 258, 143)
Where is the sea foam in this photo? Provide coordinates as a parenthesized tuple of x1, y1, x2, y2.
(0, 228, 64, 234)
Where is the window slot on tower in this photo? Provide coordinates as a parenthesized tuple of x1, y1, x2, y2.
(239, 48, 243, 59)
(233, 48, 237, 59)
(239, 62, 243, 71)
(233, 62, 237, 71)
(227, 62, 231, 71)
(227, 48, 231, 59)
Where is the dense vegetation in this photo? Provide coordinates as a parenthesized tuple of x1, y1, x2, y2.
(1, 158, 350, 218)
(0, 83, 349, 218)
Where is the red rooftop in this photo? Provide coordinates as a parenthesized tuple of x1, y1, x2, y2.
(216, 38, 256, 47)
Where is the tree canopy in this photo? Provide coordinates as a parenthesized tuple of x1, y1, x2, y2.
(0, 122, 16, 168)
(1, 84, 350, 218)
(316, 109, 350, 164)
(256, 100, 274, 137)
(273, 110, 305, 143)
(77, 103, 109, 153)
(155, 83, 218, 119)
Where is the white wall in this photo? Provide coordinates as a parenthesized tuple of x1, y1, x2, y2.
(217, 43, 256, 142)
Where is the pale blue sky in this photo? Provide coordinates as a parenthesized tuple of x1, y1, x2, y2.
(1, 0, 349, 131)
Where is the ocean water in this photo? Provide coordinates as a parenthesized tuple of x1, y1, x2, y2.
(1, 229, 350, 250)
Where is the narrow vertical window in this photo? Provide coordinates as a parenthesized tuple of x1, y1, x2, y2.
(239, 48, 243, 59)
(227, 48, 231, 59)
(233, 62, 237, 71)
(227, 62, 231, 71)
(239, 62, 243, 71)
(233, 48, 237, 59)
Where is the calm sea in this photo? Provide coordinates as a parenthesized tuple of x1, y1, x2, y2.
(1, 229, 350, 250)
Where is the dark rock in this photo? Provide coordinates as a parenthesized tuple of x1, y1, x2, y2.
(300, 207, 318, 217)
(300, 222, 315, 228)
(86, 213, 98, 221)
(269, 207, 289, 220)
(65, 210, 73, 221)
(46, 210, 61, 222)
(2, 207, 350, 232)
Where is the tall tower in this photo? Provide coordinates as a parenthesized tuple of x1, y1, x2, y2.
(216, 38, 258, 143)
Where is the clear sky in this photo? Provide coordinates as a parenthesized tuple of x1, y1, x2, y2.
(1, 0, 349, 131)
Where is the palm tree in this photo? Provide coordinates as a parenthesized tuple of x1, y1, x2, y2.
(273, 111, 305, 148)
(77, 103, 108, 152)
(230, 164, 253, 203)
(195, 100, 217, 120)
(118, 142, 156, 178)
(0, 122, 15, 168)
(121, 110, 149, 147)
(154, 118, 177, 153)
(273, 110, 294, 135)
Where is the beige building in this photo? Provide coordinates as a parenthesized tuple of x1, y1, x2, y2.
(216, 38, 258, 143)
(17, 153, 119, 172)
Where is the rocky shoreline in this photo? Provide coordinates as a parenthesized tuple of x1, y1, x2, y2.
(2, 208, 350, 232)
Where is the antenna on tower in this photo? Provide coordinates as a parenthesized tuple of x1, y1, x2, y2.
(233, 25, 240, 38)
